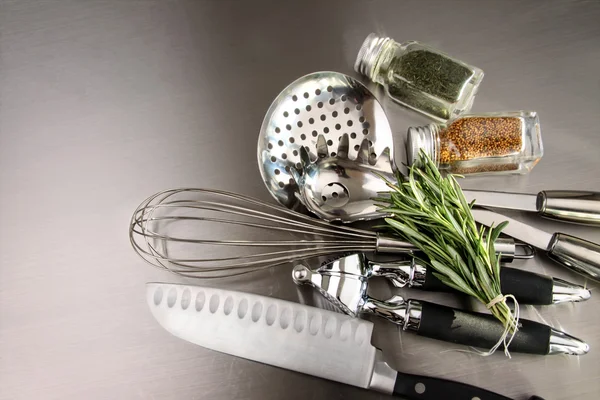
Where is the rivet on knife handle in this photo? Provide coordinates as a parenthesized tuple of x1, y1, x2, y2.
(538, 190, 600, 225)
(548, 233, 600, 281)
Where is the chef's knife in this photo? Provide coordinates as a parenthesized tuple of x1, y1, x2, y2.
(464, 190, 600, 225)
(146, 282, 539, 400)
(471, 209, 600, 282)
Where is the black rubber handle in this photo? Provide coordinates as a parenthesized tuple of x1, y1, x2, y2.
(393, 371, 513, 399)
(417, 301, 551, 355)
(422, 267, 553, 305)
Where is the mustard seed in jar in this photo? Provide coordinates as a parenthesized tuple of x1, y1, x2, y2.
(406, 111, 543, 176)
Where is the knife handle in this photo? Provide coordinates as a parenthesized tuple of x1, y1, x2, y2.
(422, 266, 554, 305)
(393, 371, 517, 400)
(414, 300, 551, 355)
(538, 190, 600, 225)
(548, 233, 600, 282)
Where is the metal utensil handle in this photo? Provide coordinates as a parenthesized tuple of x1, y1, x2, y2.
(538, 190, 600, 225)
(548, 233, 600, 282)
(422, 267, 554, 305)
(415, 301, 551, 355)
(362, 298, 551, 355)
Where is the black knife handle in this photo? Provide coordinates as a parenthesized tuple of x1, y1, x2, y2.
(394, 371, 514, 400)
(422, 267, 554, 305)
(393, 372, 546, 400)
(416, 301, 550, 355)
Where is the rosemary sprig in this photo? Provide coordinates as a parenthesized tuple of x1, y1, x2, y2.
(375, 150, 517, 332)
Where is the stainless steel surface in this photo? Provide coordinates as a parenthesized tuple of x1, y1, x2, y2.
(258, 71, 394, 211)
(463, 190, 539, 212)
(539, 191, 600, 225)
(129, 187, 415, 278)
(552, 278, 593, 304)
(1, 1, 599, 399)
(471, 209, 600, 281)
(146, 282, 379, 390)
(548, 328, 591, 356)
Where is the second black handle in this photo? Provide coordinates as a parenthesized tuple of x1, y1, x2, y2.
(422, 266, 554, 305)
(393, 371, 513, 400)
(416, 300, 551, 355)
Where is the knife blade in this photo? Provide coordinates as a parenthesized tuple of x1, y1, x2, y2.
(147, 282, 532, 400)
(463, 190, 538, 212)
(471, 209, 551, 249)
(471, 209, 600, 281)
(464, 190, 600, 225)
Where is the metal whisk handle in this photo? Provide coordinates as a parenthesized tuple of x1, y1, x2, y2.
(375, 235, 416, 253)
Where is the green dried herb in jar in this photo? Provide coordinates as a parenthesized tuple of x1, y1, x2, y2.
(406, 111, 543, 176)
(355, 33, 484, 122)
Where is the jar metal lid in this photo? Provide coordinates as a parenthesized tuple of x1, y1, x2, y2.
(354, 33, 392, 78)
(406, 125, 436, 167)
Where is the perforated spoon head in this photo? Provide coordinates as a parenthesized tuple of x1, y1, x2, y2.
(257, 71, 395, 211)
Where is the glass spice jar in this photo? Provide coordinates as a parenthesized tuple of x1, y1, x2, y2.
(406, 111, 543, 176)
(354, 33, 484, 122)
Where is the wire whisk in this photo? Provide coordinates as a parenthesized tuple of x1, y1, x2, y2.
(129, 188, 414, 278)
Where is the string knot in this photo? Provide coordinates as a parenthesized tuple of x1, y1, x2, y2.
(486, 294, 506, 309)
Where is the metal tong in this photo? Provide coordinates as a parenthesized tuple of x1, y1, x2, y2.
(293, 254, 590, 356)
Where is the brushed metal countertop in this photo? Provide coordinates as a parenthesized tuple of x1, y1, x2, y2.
(1, 1, 599, 399)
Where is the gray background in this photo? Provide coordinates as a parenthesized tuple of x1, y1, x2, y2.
(1, 0, 599, 399)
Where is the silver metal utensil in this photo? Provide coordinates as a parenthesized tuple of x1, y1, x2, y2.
(292, 263, 589, 356)
(129, 188, 529, 278)
(257, 71, 395, 211)
(259, 71, 600, 225)
(471, 209, 600, 281)
(315, 253, 590, 304)
(147, 282, 535, 399)
(463, 190, 600, 225)
(129, 188, 414, 278)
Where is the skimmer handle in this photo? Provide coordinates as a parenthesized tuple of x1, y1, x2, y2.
(538, 190, 600, 225)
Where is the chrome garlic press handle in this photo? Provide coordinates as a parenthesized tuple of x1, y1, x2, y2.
(548, 233, 600, 281)
(361, 295, 412, 327)
(538, 191, 600, 225)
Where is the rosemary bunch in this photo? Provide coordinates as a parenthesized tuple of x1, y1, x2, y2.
(375, 151, 517, 332)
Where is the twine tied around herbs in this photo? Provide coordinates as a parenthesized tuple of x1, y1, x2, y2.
(482, 294, 520, 358)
